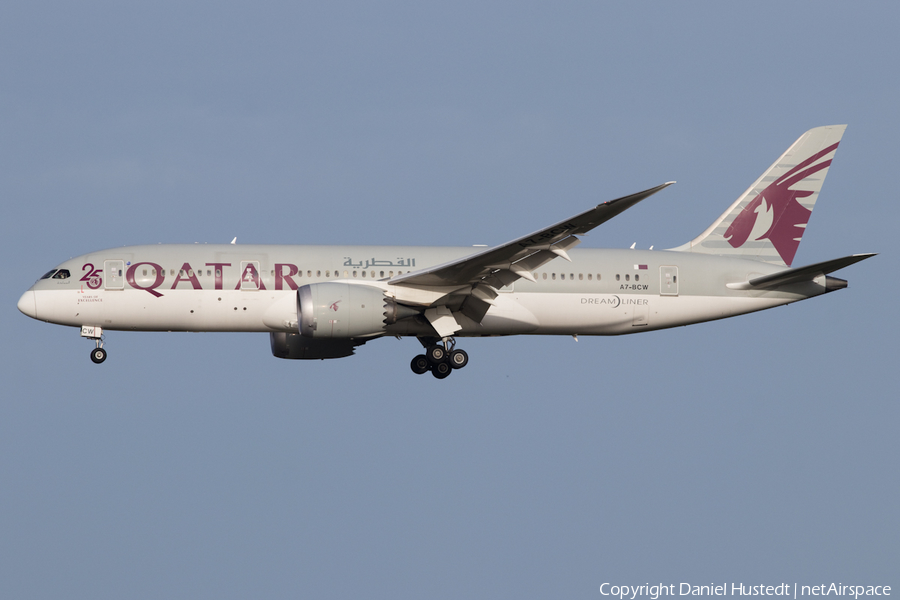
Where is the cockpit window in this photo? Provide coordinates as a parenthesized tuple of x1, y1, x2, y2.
(40, 270, 58, 279)
(51, 269, 71, 280)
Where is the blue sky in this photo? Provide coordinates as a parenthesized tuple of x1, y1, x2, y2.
(1, 3, 897, 599)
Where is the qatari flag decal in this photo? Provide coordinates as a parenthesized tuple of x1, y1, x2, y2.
(634, 264, 648, 270)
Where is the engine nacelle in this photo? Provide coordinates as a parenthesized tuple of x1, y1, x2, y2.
(298, 282, 416, 339)
(270, 332, 359, 360)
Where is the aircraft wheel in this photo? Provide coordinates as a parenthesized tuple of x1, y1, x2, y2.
(431, 361, 452, 379)
(448, 349, 468, 369)
(410, 354, 430, 375)
(426, 345, 446, 364)
(90, 348, 107, 364)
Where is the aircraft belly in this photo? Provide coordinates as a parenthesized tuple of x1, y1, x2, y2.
(517, 292, 651, 334)
(515, 292, 794, 335)
(35, 289, 276, 332)
(131, 291, 275, 332)
(475, 295, 540, 335)
(649, 295, 796, 331)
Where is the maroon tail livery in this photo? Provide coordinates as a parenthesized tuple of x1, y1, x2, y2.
(674, 125, 846, 267)
(724, 142, 838, 266)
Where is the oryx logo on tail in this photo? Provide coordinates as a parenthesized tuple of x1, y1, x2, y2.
(672, 125, 847, 267)
(724, 142, 839, 266)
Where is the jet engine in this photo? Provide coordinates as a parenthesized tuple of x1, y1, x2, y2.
(297, 282, 419, 339)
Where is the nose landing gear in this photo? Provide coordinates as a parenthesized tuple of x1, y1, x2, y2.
(410, 337, 468, 378)
(81, 326, 107, 364)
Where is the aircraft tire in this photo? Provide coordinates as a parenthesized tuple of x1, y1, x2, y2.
(426, 345, 446, 364)
(410, 354, 430, 375)
(431, 361, 452, 379)
(448, 349, 468, 369)
(90, 348, 107, 364)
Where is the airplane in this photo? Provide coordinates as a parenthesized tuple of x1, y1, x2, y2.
(17, 125, 874, 378)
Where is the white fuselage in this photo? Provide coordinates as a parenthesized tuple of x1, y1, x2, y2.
(19, 244, 829, 338)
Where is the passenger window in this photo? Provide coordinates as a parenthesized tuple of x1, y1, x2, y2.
(635, 274, 640, 281)
(597, 274, 601, 281)
(215, 269, 221, 277)
(353, 271, 358, 277)
(542, 273, 547, 280)
(317, 270, 321, 277)
(625, 274, 630, 281)
(142, 269, 148, 277)
(307, 270, 312, 278)
(579, 274, 583, 280)
(616, 274, 620, 281)
(380, 271, 384, 278)
(552, 273, 556, 280)
(561, 273, 565, 280)
(361, 271, 366, 278)
(587, 274, 592, 280)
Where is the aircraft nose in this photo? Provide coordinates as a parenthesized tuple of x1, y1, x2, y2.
(17, 290, 37, 319)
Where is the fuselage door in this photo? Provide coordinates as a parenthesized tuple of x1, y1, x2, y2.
(104, 260, 125, 290)
(660, 266, 678, 296)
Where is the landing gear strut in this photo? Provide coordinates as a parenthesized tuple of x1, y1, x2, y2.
(410, 337, 468, 378)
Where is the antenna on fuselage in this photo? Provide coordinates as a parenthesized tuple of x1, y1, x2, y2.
(230, 237, 237, 245)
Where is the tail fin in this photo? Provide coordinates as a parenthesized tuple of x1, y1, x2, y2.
(671, 125, 846, 266)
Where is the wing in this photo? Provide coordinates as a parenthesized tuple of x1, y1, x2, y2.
(386, 182, 674, 337)
(391, 181, 675, 290)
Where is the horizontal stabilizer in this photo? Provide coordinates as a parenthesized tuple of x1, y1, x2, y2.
(727, 253, 876, 290)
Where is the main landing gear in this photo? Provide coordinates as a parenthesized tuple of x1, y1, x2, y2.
(410, 337, 468, 379)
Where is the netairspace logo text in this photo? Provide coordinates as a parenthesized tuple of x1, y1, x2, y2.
(599, 584, 891, 600)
